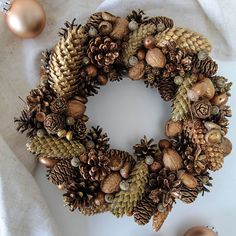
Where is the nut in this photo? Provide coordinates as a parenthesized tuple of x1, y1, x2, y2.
(95, 191, 106, 206)
(165, 120, 183, 138)
(163, 148, 183, 171)
(159, 139, 172, 151)
(108, 154, 124, 171)
(221, 137, 232, 157)
(36, 112, 46, 122)
(143, 36, 155, 49)
(128, 61, 145, 80)
(38, 155, 58, 168)
(204, 121, 221, 131)
(149, 161, 162, 172)
(98, 74, 108, 85)
(100, 172, 122, 194)
(145, 48, 166, 68)
(67, 99, 86, 118)
(102, 12, 117, 22)
(110, 18, 129, 40)
(178, 171, 198, 189)
(136, 49, 146, 60)
(205, 129, 222, 144)
(98, 21, 113, 35)
(120, 162, 131, 179)
(85, 64, 98, 78)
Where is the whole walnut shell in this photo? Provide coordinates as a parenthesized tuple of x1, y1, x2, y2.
(145, 48, 166, 68)
(163, 148, 183, 171)
(100, 172, 122, 194)
(128, 61, 145, 80)
(165, 120, 183, 138)
(191, 99, 212, 119)
(178, 171, 198, 189)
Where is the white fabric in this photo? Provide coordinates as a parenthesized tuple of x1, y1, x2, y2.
(0, 0, 235, 235)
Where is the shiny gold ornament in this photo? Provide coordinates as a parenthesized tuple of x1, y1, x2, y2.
(38, 155, 58, 168)
(211, 93, 228, 107)
(5, 0, 46, 38)
(184, 226, 217, 236)
(155, 27, 212, 54)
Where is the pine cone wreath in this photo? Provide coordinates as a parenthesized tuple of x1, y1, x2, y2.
(133, 196, 157, 225)
(123, 23, 157, 65)
(49, 24, 87, 99)
(79, 149, 111, 181)
(157, 78, 177, 101)
(63, 178, 99, 211)
(155, 27, 212, 54)
(111, 161, 149, 217)
(171, 75, 198, 121)
(87, 36, 120, 67)
(26, 136, 85, 159)
(48, 159, 79, 185)
(133, 136, 158, 161)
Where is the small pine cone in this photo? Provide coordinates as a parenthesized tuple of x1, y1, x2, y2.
(79, 203, 110, 216)
(111, 161, 149, 217)
(49, 25, 87, 99)
(152, 209, 171, 232)
(27, 136, 85, 159)
(146, 16, 174, 29)
(155, 27, 212, 54)
(73, 119, 87, 139)
(50, 98, 67, 114)
(48, 159, 78, 185)
(44, 113, 65, 134)
(79, 149, 111, 181)
(133, 196, 157, 225)
(183, 117, 206, 147)
(158, 78, 177, 102)
(191, 99, 212, 119)
(144, 72, 159, 88)
(204, 144, 224, 171)
(123, 23, 157, 65)
(87, 36, 119, 67)
(171, 75, 198, 121)
(179, 185, 201, 204)
(126, 9, 148, 24)
(85, 12, 103, 30)
(193, 56, 218, 77)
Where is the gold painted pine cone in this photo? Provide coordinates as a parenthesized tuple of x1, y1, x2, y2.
(155, 27, 212, 54)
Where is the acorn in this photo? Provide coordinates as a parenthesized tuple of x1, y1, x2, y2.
(184, 226, 217, 236)
(205, 129, 222, 144)
(163, 148, 183, 171)
(221, 137, 232, 157)
(159, 139, 172, 151)
(128, 61, 145, 80)
(98, 21, 113, 35)
(143, 36, 155, 49)
(145, 48, 166, 68)
(178, 170, 198, 189)
(210, 93, 228, 107)
(165, 120, 183, 138)
(38, 155, 58, 168)
(67, 99, 86, 118)
(100, 172, 122, 194)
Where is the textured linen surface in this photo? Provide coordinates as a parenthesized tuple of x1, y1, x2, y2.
(0, 0, 236, 235)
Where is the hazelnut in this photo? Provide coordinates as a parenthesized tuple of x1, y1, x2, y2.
(210, 93, 228, 107)
(136, 49, 146, 60)
(143, 36, 155, 49)
(149, 161, 162, 172)
(95, 191, 106, 206)
(120, 162, 131, 179)
(221, 137, 232, 157)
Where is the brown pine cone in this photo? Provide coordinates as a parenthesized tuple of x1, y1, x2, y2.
(133, 196, 157, 225)
(63, 178, 99, 211)
(146, 16, 174, 29)
(50, 98, 67, 114)
(72, 119, 87, 140)
(193, 56, 218, 77)
(48, 159, 79, 185)
(85, 12, 103, 30)
(191, 99, 212, 119)
(43, 113, 65, 134)
(87, 36, 119, 67)
(126, 9, 148, 24)
(79, 149, 111, 181)
(158, 78, 177, 101)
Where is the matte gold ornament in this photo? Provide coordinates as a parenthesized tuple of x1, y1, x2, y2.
(5, 0, 46, 38)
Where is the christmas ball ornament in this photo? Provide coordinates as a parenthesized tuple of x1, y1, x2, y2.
(14, 9, 233, 233)
(184, 226, 217, 236)
(4, 0, 46, 38)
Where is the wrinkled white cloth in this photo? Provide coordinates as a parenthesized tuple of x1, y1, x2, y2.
(0, 0, 236, 235)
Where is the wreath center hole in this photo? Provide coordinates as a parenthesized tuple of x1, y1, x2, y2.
(86, 79, 171, 153)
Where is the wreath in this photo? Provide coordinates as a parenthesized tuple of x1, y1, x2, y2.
(15, 10, 233, 231)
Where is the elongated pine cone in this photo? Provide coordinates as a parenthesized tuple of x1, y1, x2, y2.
(48, 159, 78, 185)
(123, 23, 156, 65)
(79, 203, 110, 216)
(49, 25, 87, 99)
(155, 27, 212, 54)
(158, 78, 177, 102)
(87, 36, 119, 67)
(133, 196, 156, 225)
(193, 57, 218, 77)
(79, 149, 111, 181)
(183, 117, 206, 146)
(146, 16, 174, 29)
(179, 185, 202, 204)
(171, 75, 198, 121)
(26, 136, 85, 159)
(111, 161, 149, 217)
(152, 209, 171, 232)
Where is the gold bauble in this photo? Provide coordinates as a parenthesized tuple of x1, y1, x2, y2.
(5, 0, 46, 38)
(184, 226, 217, 236)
